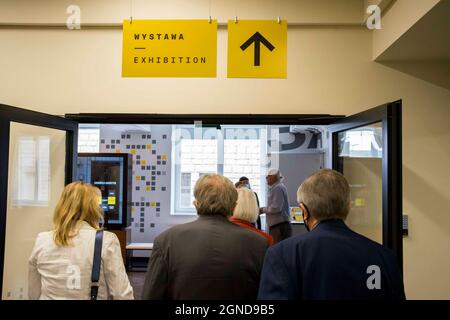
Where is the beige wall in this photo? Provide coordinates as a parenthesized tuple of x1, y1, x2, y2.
(0, 0, 364, 25)
(0, 1, 449, 299)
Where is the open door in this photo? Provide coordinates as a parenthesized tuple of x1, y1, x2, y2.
(329, 100, 403, 271)
(0, 104, 78, 299)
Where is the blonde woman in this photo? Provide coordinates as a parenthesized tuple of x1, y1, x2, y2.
(231, 188, 273, 246)
(28, 181, 134, 300)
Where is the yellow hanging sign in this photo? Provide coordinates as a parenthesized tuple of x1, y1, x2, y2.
(122, 20, 217, 77)
(227, 20, 287, 78)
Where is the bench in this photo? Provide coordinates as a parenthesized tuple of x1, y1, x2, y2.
(125, 242, 154, 271)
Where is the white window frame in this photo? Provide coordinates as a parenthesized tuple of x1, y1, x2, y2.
(171, 124, 267, 215)
(13, 136, 51, 207)
(78, 124, 100, 153)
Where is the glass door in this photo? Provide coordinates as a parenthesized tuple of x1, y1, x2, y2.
(329, 101, 403, 270)
(0, 104, 78, 299)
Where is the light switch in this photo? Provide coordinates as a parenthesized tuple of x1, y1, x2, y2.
(402, 214, 408, 236)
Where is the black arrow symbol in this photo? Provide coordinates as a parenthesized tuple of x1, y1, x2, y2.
(240, 32, 275, 66)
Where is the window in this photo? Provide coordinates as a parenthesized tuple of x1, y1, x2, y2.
(339, 125, 382, 158)
(180, 172, 192, 208)
(172, 126, 218, 214)
(13, 136, 50, 206)
(171, 125, 266, 215)
(223, 127, 263, 199)
(78, 125, 100, 152)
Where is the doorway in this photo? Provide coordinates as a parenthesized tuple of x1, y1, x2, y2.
(0, 101, 403, 299)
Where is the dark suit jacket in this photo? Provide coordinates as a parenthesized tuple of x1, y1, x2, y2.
(142, 214, 269, 300)
(258, 219, 406, 300)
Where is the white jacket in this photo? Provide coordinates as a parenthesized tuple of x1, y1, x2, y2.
(28, 221, 134, 300)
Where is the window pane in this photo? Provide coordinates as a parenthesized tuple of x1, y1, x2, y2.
(37, 137, 50, 202)
(223, 128, 262, 197)
(175, 126, 218, 211)
(180, 172, 192, 208)
(338, 122, 383, 244)
(78, 126, 100, 153)
(17, 138, 36, 201)
(339, 125, 382, 158)
(3, 122, 67, 299)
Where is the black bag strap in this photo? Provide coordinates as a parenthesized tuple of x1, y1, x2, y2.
(90, 229, 104, 300)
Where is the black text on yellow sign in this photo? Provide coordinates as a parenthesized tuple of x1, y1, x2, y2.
(122, 20, 217, 77)
(228, 20, 287, 79)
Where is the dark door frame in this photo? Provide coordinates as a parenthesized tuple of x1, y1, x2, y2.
(0, 102, 403, 296)
(330, 100, 403, 271)
(0, 103, 78, 296)
(64, 113, 345, 125)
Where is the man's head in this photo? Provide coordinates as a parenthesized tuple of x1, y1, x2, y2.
(238, 176, 250, 189)
(297, 169, 351, 230)
(266, 168, 281, 186)
(193, 174, 238, 217)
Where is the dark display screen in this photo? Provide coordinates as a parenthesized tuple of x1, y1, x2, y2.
(77, 156, 125, 225)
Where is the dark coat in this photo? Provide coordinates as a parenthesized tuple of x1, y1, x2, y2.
(258, 219, 406, 300)
(142, 214, 269, 300)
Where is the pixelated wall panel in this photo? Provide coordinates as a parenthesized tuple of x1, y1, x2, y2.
(99, 125, 194, 245)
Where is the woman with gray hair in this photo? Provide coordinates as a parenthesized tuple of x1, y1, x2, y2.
(230, 188, 273, 246)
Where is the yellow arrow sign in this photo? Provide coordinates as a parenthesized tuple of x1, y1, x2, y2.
(228, 20, 287, 78)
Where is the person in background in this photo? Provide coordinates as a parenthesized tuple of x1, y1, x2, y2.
(28, 181, 134, 300)
(236, 176, 262, 230)
(230, 188, 274, 246)
(260, 169, 292, 244)
(258, 169, 406, 300)
(142, 174, 268, 300)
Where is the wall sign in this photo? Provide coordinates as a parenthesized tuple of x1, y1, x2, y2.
(122, 20, 217, 77)
(227, 20, 287, 78)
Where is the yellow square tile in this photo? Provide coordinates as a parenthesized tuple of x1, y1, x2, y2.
(131, 149, 136, 155)
(146, 144, 151, 150)
(141, 160, 146, 165)
(115, 149, 121, 153)
(355, 198, 365, 207)
(151, 202, 156, 207)
(136, 176, 141, 181)
(146, 186, 150, 191)
(162, 154, 167, 161)
(108, 196, 116, 205)
(131, 207, 135, 213)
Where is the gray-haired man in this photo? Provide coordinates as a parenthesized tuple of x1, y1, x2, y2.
(258, 169, 405, 300)
(142, 174, 268, 300)
(260, 168, 292, 244)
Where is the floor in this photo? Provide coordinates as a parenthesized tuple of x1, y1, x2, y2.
(127, 271, 146, 300)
